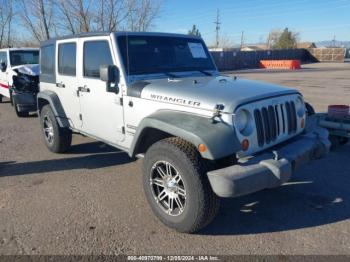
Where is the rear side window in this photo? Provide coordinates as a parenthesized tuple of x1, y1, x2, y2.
(0, 52, 7, 65)
(58, 43, 76, 76)
(83, 41, 113, 78)
(40, 44, 56, 83)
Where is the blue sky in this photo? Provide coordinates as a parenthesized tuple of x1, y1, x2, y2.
(155, 0, 350, 45)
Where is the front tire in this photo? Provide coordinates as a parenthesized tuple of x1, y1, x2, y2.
(0, 94, 2, 103)
(143, 137, 220, 233)
(330, 135, 349, 150)
(305, 102, 315, 116)
(40, 104, 72, 153)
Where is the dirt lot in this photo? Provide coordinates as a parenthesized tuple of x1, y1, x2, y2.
(0, 62, 349, 255)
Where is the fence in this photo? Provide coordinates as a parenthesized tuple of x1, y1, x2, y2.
(308, 48, 346, 62)
(210, 48, 346, 71)
(210, 49, 311, 71)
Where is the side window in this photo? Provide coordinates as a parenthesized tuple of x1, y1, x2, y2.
(83, 41, 113, 78)
(0, 52, 7, 65)
(58, 43, 76, 76)
(40, 44, 56, 83)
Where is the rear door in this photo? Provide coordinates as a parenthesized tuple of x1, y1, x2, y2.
(0, 51, 10, 97)
(55, 40, 82, 129)
(77, 37, 125, 144)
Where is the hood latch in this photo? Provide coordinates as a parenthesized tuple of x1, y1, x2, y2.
(212, 104, 225, 123)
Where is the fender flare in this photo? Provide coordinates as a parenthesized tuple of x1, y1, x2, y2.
(37, 90, 70, 128)
(129, 110, 241, 160)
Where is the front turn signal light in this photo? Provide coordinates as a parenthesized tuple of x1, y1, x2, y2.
(198, 143, 207, 153)
(242, 139, 249, 151)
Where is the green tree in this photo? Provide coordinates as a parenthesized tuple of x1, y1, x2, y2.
(188, 24, 201, 37)
(272, 28, 298, 49)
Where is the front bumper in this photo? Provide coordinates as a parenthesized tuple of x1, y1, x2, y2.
(12, 91, 37, 112)
(207, 115, 331, 198)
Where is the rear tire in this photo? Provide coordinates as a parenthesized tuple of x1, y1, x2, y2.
(40, 104, 72, 153)
(0, 94, 2, 103)
(10, 92, 13, 106)
(143, 137, 220, 233)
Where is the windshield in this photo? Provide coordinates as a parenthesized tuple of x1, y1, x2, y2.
(10, 50, 39, 66)
(117, 35, 216, 76)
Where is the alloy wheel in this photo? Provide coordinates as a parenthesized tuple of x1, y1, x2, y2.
(150, 160, 187, 216)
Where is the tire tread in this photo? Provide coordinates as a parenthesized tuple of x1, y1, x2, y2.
(40, 105, 72, 153)
(144, 137, 220, 233)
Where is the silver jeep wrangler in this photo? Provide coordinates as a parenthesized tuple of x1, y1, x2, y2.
(37, 32, 330, 233)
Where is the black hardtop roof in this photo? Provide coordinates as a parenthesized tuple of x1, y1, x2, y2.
(40, 31, 202, 47)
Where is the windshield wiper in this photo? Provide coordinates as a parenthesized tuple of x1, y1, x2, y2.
(196, 70, 213, 76)
(163, 72, 180, 78)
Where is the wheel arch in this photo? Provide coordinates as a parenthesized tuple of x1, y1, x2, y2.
(37, 90, 70, 128)
(129, 110, 241, 160)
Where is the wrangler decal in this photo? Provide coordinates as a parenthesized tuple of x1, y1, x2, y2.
(150, 94, 201, 107)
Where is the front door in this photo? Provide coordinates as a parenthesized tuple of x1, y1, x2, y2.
(77, 37, 125, 144)
(0, 51, 9, 98)
(55, 40, 82, 128)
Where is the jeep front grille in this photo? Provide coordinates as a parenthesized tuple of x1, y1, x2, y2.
(254, 101, 297, 147)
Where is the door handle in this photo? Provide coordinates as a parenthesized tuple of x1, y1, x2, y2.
(56, 82, 65, 88)
(77, 86, 90, 93)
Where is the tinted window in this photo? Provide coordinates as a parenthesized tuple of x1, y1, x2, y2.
(58, 43, 76, 76)
(10, 51, 39, 66)
(117, 35, 215, 75)
(0, 52, 7, 65)
(41, 45, 55, 75)
(84, 41, 113, 78)
(40, 44, 56, 83)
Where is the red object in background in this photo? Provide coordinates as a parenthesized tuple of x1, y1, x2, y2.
(259, 60, 301, 70)
(328, 105, 350, 119)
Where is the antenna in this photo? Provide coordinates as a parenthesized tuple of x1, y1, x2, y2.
(214, 9, 221, 48)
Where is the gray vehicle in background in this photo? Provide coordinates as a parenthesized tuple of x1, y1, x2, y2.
(37, 32, 330, 233)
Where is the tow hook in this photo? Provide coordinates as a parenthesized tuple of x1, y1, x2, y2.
(272, 150, 279, 161)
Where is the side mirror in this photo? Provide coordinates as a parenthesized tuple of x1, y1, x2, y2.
(100, 65, 120, 94)
(0, 62, 6, 72)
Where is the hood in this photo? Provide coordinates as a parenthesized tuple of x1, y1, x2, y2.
(138, 75, 299, 113)
(12, 64, 40, 76)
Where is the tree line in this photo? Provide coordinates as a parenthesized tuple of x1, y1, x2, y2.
(189, 24, 299, 50)
(0, 0, 162, 48)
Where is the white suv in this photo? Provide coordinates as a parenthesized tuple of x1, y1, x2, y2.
(0, 48, 39, 116)
(37, 32, 330, 233)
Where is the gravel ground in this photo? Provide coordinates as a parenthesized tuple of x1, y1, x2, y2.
(0, 62, 349, 255)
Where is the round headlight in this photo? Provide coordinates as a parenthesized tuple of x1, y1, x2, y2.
(295, 97, 305, 117)
(235, 109, 253, 136)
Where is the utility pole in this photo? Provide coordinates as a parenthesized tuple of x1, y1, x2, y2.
(267, 32, 271, 49)
(240, 31, 244, 49)
(332, 35, 336, 47)
(214, 9, 221, 48)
